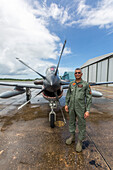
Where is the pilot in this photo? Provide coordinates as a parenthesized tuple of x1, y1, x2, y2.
(65, 68, 92, 152)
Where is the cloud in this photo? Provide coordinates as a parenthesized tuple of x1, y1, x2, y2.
(31, 0, 113, 31)
(1, 0, 113, 79)
(31, 1, 71, 25)
(0, 0, 71, 78)
(67, 0, 113, 30)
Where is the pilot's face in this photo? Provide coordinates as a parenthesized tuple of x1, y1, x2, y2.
(74, 70, 82, 79)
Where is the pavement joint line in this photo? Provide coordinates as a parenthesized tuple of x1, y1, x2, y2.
(86, 130, 112, 170)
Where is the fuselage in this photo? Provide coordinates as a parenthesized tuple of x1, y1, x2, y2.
(42, 66, 63, 101)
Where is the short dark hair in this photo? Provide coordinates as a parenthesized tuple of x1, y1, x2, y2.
(75, 68, 82, 73)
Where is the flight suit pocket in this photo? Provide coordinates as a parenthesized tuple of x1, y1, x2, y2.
(77, 88, 84, 99)
(79, 92, 84, 99)
(69, 97, 73, 107)
(70, 87, 74, 93)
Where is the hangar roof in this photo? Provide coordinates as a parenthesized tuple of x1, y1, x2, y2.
(81, 52, 113, 68)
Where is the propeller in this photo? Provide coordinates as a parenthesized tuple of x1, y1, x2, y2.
(16, 58, 46, 79)
(54, 92, 66, 124)
(18, 88, 45, 110)
(55, 40, 66, 76)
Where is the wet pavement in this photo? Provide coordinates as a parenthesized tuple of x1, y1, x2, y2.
(0, 82, 113, 170)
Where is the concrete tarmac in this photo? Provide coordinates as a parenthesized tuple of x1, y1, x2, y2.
(0, 83, 113, 170)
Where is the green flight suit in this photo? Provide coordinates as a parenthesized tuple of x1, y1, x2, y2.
(65, 79, 92, 141)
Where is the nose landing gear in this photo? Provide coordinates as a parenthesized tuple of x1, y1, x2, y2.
(49, 101, 57, 128)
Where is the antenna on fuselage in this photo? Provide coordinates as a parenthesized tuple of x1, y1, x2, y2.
(55, 40, 66, 76)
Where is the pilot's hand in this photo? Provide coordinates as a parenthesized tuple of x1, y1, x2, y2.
(84, 111, 89, 119)
(65, 105, 69, 112)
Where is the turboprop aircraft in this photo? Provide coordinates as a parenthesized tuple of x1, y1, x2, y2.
(0, 40, 113, 128)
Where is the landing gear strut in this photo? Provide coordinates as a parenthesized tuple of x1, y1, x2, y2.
(49, 101, 57, 128)
(26, 88, 31, 101)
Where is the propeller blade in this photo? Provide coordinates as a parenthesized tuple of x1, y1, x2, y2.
(34, 88, 45, 97)
(54, 92, 66, 124)
(55, 40, 66, 76)
(16, 58, 46, 79)
(18, 88, 45, 110)
(18, 100, 30, 110)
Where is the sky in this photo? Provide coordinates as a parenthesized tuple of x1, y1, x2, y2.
(0, 0, 113, 79)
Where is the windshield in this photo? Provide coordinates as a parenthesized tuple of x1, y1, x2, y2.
(46, 66, 57, 74)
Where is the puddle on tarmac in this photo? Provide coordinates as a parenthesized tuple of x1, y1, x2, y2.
(0, 103, 66, 131)
(89, 160, 102, 168)
(55, 121, 65, 127)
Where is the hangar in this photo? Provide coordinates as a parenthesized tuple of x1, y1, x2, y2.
(81, 52, 113, 85)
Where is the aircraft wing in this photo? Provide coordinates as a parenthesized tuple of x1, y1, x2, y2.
(0, 82, 42, 89)
(62, 85, 69, 89)
(60, 80, 70, 85)
(61, 81, 113, 88)
(90, 81, 113, 86)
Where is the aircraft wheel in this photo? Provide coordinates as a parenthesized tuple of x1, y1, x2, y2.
(26, 95, 30, 101)
(26, 88, 31, 101)
(50, 114, 55, 128)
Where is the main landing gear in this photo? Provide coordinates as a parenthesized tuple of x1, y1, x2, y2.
(49, 101, 57, 128)
(26, 88, 31, 101)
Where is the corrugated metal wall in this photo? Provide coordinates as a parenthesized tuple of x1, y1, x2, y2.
(108, 57, 113, 82)
(82, 67, 88, 81)
(81, 56, 113, 86)
(89, 64, 96, 82)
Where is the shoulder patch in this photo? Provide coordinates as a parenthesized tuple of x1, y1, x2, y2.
(78, 84, 83, 88)
(72, 83, 76, 86)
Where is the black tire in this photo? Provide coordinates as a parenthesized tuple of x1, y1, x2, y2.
(26, 95, 30, 101)
(50, 114, 55, 128)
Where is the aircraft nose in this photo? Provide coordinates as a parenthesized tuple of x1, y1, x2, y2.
(50, 77, 56, 86)
(45, 74, 60, 92)
(48, 75, 59, 87)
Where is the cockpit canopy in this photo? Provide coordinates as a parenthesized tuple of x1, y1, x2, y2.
(46, 66, 58, 75)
